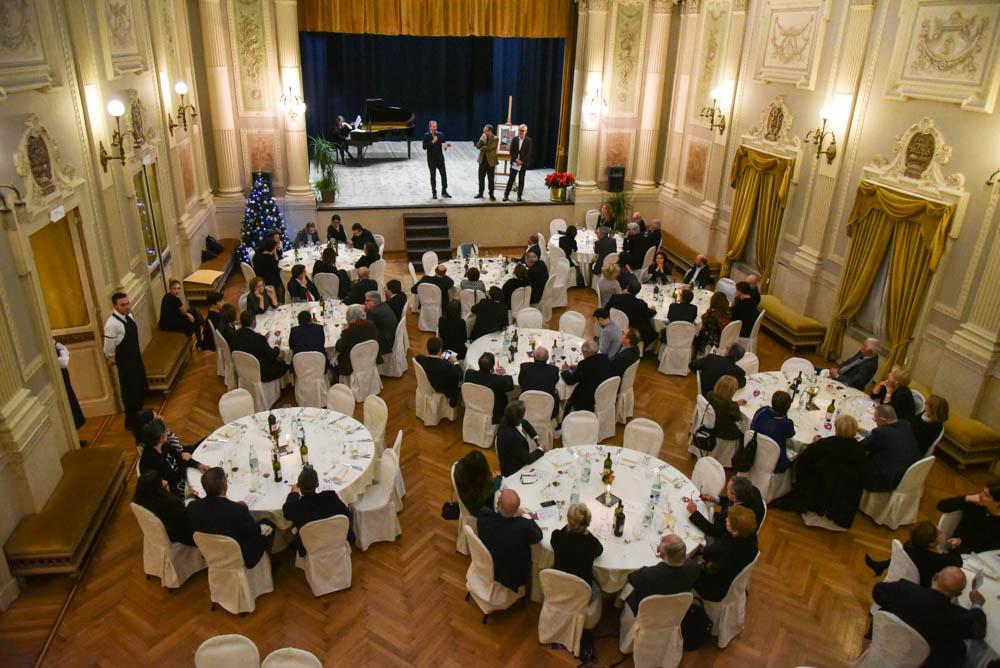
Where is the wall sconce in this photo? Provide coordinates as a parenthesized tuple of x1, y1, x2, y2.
(700, 80, 733, 135)
(805, 111, 837, 164)
(167, 81, 197, 135)
(278, 86, 306, 119)
(99, 99, 143, 172)
(988, 168, 999, 186)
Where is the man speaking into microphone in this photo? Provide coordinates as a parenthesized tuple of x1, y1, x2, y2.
(422, 120, 451, 200)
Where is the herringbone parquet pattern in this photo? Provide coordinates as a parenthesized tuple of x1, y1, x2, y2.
(0, 251, 992, 668)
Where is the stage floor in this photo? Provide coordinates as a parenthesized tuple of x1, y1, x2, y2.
(314, 139, 554, 209)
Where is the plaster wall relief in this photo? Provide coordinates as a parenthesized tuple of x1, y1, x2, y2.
(229, 0, 273, 116)
(12, 115, 84, 217)
(0, 0, 54, 98)
(754, 0, 829, 89)
(240, 129, 282, 184)
(681, 136, 711, 197)
(157, 0, 182, 84)
(599, 129, 635, 178)
(692, 1, 731, 122)
(885, 1, 1000, 112)
(97, 0, 147, 78)
(741, 96, 803, 177)
(178, 144, 195, 203)
(608, 0, 646, 117)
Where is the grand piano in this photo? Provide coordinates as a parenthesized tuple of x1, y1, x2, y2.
(346, 98, 415, 163)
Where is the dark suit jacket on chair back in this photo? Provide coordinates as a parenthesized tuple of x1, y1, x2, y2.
(188, 496, 268, 567)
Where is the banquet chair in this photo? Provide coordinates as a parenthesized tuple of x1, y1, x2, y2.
(352, 433, 403, 551)
(885, 538, 919, 584)
(413, 359, 458, 426)
(326, 383, 355, 415)
(594, 376, 621, 442)
(659, 321, 697, 376)
(911, 389, 926, 416)
(421, 251, 438, 276)
(295, 516, 352, 597)
(369, 259, 387, 294)
(622, 418, 663, 457)
(219, 388, 255, 424)
(516, 308, 544, 329)
(462, 383, 496, 448)
(373, 233, 386, 256)
(510, 286, 531, 320)
(780, 357, 815, 376)
(852, 610, 929, 668)
(363, 395, 388, 458)
(536, 231, 547, 264)
(211, 322, 237, 391)
(261, 648, 322, 668)
(538, 569, 602, 657)
(937, 510, 962, 542)
(859, 456, 935, 530)
(616, 360, 640, 423)
(232, 351, 282, 412)
(313, 273, 340, 301)
(192, 532, 273, 615)
(342, 340, 382, 402)
(520, 390, 556, 450)
(457, 243, 478, 259)
(207, 321, 227, 380)
(464, 525, 525, 623)
(925, 429, 945, 456)
(377, 316, 409, 377)
(292, 351, 330, 408)
(746, 432, 790, 503)
(549, 218, 567, 238)
(716, 320, 742, 355)
(640, 246, 657, 273)
(551, 257, 572, 308)
(240, 261, 256, 284)
(691, 457, 727, 497)
(452, 462, 478, 556)
(562, 411, 599, 447)
(417, 283, 442, 332)
(280, 269, 293, 304)
(195, 634, 260, 668)
(459, 288, 485, 323)
(536, 275, 559, 323)
(703, 553, 759, 648)
(608, 308, 629, 336)
(736, 352, 760, 376)
(558, 311, 587, 338)
(715, 278, 737, 302)
(548, 246, 567, 265)
(687, 395, 737, 466)
(238, 291, 249, 314)
(388, 429, 405, 506)
(129, 503, 206, 589)
(619, 592, 691, 668)
(737, 309, 767, 355)
(407, 263, 420, 312)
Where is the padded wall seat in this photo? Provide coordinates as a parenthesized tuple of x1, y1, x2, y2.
(758, 295, 825, 351)
(143, 331, 191, 392)
(659, 232, 721, 275)
(183, 237, 238, 302)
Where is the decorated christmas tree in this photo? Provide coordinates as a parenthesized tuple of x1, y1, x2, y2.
(237, 172, 289, 262)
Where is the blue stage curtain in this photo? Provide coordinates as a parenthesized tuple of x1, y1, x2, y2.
(300, 32, 564, 168)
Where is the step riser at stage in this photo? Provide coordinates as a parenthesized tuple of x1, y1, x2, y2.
(404, 212, 452, 265)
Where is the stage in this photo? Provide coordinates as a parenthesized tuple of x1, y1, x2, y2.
(313, 139, 556, 210)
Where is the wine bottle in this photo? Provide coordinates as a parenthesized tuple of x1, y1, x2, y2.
(300, 437, 309, 467)
(827, 400, 836, 417)
(613, 500, 625, 537)
(603, 451, 613, 472)
(272, 451, 283, 483)
(267, 411, 278, 436)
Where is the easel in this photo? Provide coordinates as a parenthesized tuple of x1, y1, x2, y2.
(496, 96, 516, 188)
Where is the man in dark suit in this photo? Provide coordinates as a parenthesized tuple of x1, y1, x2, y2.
(289, 309, 326, 357)
(363, 290, 398, 355)
(470, 287, 510, 340)
(422, 119, 451, 200)
(503, 124, 533, 202)
(187, 467, 274, 568)
(411, 264, 455, 309)
(282, 467, 354, 556)
(873, 566, 986, 668)
(746, 273, 762, 306)
(826, 337, 880, 391)
(293, 222, 320, 247)
(474, 124, 499, 201)
(519, 347, 560, 417)
(334, 305, 379, 376)
(525, 252, 548, 305)
(592, 226, 618, 276)
(689, 343, 746, 397)
(345, 267, 378, 305)
(464, 352, 515, 424)
(861, 405, 921, 492)
(620, 222, 650, 272)
(731, 281, 760, 338)
(384, 280, 407, 322)
(645, 219, 662, 252)
(286, 264, 319, 302)
(625, 534, 699, 614)
(231, 310, 289, 382)
(515, 235, 541, 264)
(686, 476, 764, 539)
(349, 223, 375, 250)
(501, 264, 531, 308)
(415, 337, 462, 406)
(683, 254, 713, 289)
(611, 329, 641, 378)
(605, 285, 658, 346)
(476, 489, 543, 593)
(252, 237, 284, 301)
(561, 339, 614, 414)
(667, 288, 698, 323)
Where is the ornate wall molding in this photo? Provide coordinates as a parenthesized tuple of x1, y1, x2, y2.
(692, 0, 731, 126)
(754, 0, 830, 90)
(0, 0, 55, 99)
(228, 0, 275, 117)
(239, 128, 284, 186)
(607, 0, 646, 118)
(680, 135, 712, 198)
(96, 0, 147, 78)
(741, 96, 803, 160)
(12, 116, 85, 216)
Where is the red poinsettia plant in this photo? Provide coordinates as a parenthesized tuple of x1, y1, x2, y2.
(545, 171, 576, 188)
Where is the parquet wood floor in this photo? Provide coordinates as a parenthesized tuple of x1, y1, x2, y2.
(1, 251, 993, 668)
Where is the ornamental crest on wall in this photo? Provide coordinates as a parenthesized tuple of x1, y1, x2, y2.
(868, 117, 961, 188)
(12, 115, 82, 213)
(742, 96, 801, 159)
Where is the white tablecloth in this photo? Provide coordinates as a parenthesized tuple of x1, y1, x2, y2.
(504, 445, 707, 598)
(637, 283, 713, 331)
(962, 550, 1000, 667)
(253, 302, 348, 363)
(549, 230, 623, 267)
(278, 243, 363, 278)
(465, 327, 583, 400)
(443, 256, 514, 293)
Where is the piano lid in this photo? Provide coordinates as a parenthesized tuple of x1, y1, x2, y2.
(363, 98, 415, 129)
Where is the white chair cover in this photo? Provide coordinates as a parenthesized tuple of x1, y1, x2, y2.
(538, 569, 602, 657)
(373, 233, 386, 255)
(659, 322, 696, 376)
(407, 263, 420, 312)
(537, 232, 547, 264)
(313, 273, 340, 300)
(378, 315, 409, 377)
(343, 339, 382, 402)
(616, 360, 640, 423)
(558, 311, 587, 338)
(208, 320, 225, 377)
(715, 278, 737, 301)
(326, 383, 355, 414)
(452, 462, 477, 555)
(232, 350, 282, 412)
(747, 432, 790, 503)
(417, 283, 442, 332)
(462, 383, 496, 448)
(885, 538, 919, 584)
(219, 388, 255, 424)
(293, 351, 330, 408)
(464, 526, 525, 619)
(737, 309, 766, 354)
(551, 257, 572, 308)
(192, 532, 274, 615)
(938, 510, 962, 542)
(736, 352, 760, 376)
(369, 259, 387, 294)
(852, 611, 929, 668)
(195, 634, 260, 668)
(363, 395, 388, 456)
(388, 430, 405, 505)
(295, 516, 352, 597)
(594, 376, 621, 442)
(702, 554, 759, 648)
(413, 359, 458, 426)
(717, 320, 742, 355)
(640, 246, 656, 273)
(584, 209, 599, 231)
(619, 592, 692, 668)
(239, 292, 249, 313)
(421, 251, 438, 276)
(911, 389, 926, 416)
(129, 503, 206, 588)
(622, 418, 663, 457)
(859, 456, 935, 530)
(280, 269, 293, 303)
(510, 286, 531, 319)
(926, 429, 944, 456)
(240, 262, 256, 284)
(352, 452, 402, 551)
(691, 457, 726, 497)
(211, 323, 237, 391)
(562, 411, 599, 447)
(516, 308, 544, 329)
(261, 648, 322, 668)
(537, 275, 559, 323)
(520, 390, 556, 450)
(608, 307, 629, 335)
(549, 218, 568, 237)
(780, 356, 815, 376)
(459, 288, 485, 321)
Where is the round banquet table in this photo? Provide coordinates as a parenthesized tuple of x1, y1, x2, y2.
(443, 256, 515, 293)
(548, 230, 623, 267)
(961, 550, 1000, 667)
(278, 242, 363, 279)
(504, 445, 707, 599)
(187, 408, 376, 547)
(637, 283, 713, 331)
(464, 327, 584, 401)
(735, 371, 877, 459)
(253, 301, 347, 364)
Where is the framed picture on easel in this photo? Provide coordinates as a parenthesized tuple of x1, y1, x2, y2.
(497, 124, 518, 158)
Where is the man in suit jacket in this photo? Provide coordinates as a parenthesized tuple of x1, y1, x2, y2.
(464, 352, 515, 423)
(592, 226, 618, 276)
(503, 124, 532, 202)
(645, 219, 662, 252)
(667, 288, 698, 323)
(334, 305, 379, 376)
(293, 222, 320, 247)
(411, 264, 455, 309)
(231, 310, 289, 382)
(474, 124, 499, 201)
(252, 237, 284, 301)
(421, 119, 451, 199)
(476, 489, 543, 593)
(873, 567, 986, 668)
(282, 467, 354, 556)
(345, 267, 378, 306)
(861, 405, 921, 492)
(349, 223, 376, 250)
(287, 264, 319, 303)
(515, 235, 542, 265)
(683, 254, 713, 289)
(746, 273, 762, 306)
(519, 347, 560, 417)
(611, 329, 641, 378)
(470, 288, 510, 340)
(620, 222, 650, 272)
(605, 286, 658, 346)
(364, 290, 398, 354)
(187, 468, 273, 568)
(525, 253, 549, 305)
(827, 337, 880, 391)
(416, 337, 463, 406)
(289, 310, 326, 358)
(501, 265, 530, 308)
(561, 339, 614, 414)
(626, 534, 700, 614)
(384, 280, 408, 322)
(496, 400, 547, 477)
(731, 281, 760, 338)
(686, 476, 764, 539)
(689, 343, 746, 397)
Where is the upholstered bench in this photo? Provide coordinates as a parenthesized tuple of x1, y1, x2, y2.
(758, 295, 826, 351)
(660, 232, 721, 276)
(904, 380, 1000, 468)
(5, 448, 126, 577)
(142, 330, 191, 392)
(183, 237, 237, 302)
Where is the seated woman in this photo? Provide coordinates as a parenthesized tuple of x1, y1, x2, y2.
(501, 264, 530, 308)
(138, 417, 207, 498)
(694, 506, 759, 602)
(312, 246, 351, 299)
(354, 241, 381, 269)
(865, 520, 962, 586)
(936, 484, 1000, 555)
(460, 267, 486, 294)
(201, 291, 225, 351)
(871, 365, 916, 421)
(453, 450, 501, 516)
(911, 394, 949, 456)
(707, 375, 744, 445)
(694, 291, 731, 356)
(558, 225, 579, 267)
(246, 276, 279, 316)
(551, 502, 603, 591)
(133, 469, 195, 546)
(217, 303, 238, 348)
(496, 400, 549, 477)
(750, 390, 795, 474)
(159, 279, 204, 346)
(598, 263, 622, 302)
(437, 300, 468, 360)
(644, 250, 673, 285)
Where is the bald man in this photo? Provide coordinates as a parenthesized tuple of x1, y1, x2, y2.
(828, 337, 880, 391)
(873, 566, 986, 668)
(475, 489, 542, 593)
(410, 263, 455, 308)
(683, 254, 713, 289)
(624, 533, 699, 614)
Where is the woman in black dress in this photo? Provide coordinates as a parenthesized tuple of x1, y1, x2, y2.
(935, 484, 1000, 555)
(911, 394, 948, 455)
(327, 215, 348, 244)
(354, 242, 381, 269)
(246, 276, 279, 315)
(558, 225, 579, 267)
(871, 365, 916, 421)
(217, 303, 238, 347)
(159, 279, 204, 345)
(133, 469, 196, 545)
(437, 301, 468, 360)
(551, 503, 604, 591)
(202, 291, 225, 351)
(644, 251, 673, 285)
(865, 521, 962, 586)
(138, 418, 207, 498)
(453, 450, 501, 516)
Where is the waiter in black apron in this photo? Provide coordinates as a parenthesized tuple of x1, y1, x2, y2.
(103, 292, 148, 428)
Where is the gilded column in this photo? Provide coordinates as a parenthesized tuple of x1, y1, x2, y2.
(199, 0, 243, 198)
(633, 0, 672, 189)
(274, 0, 312, 198)
(575, 0, 610, 191)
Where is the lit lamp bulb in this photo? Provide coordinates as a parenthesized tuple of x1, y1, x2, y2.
(819, 106, 830, 122)
(710, 87, 720, 103)
(174, 81, 188, 96)
(106, 99, 125, 117)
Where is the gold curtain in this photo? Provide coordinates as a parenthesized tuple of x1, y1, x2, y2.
(29, 218, 89, 330)
(299, 0, 573, 37)
(881, 220, 934, 377)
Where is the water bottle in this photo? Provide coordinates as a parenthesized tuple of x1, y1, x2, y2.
(570, 483, 580, 505)
(248, 447, 260, 491)
(652, 477, 662, 503)
(643, 499, 654, 527)
(581, 461, 591, 483)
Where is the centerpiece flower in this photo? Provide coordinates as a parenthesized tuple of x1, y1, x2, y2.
(544, 171, 575, 203)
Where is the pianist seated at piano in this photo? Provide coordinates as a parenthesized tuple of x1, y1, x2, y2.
(346, 98, 416, 163)
(333, 115, 353, 162)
